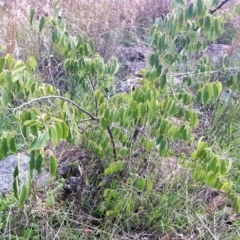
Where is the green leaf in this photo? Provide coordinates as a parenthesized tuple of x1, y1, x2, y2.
(35, 154, 43, 174)
(160, 74, 167, 89)
(21, 125, 28, 138)
(9, 138, 17, 153)
(190, 112, 199, 128)
(29, 131, 50, 151)
(197, 138, 208, 152)
(49, 125, 59, 147)
(206, 174, 216, 185)
(6, 54, 15, 69)
(187, 2, 195, 19)
(37, 131, 50, 149)
(133, 177, 146, 191)
(196, 90, 202, 103)
(146, 179, 153, 191)
(28, 7, 35, 26)
(149, 54, 156, 67)
(207, 84, 213, 99)
(165, 99, 177, 116)
(233, 197, 240, 212)
(159, 139, 167, 154)
(196, 0, 203, 16)
(213, 177, 221, 189)
(49, 155, 58, 176)
(0, 58, 5, 72)
(55, 123, 63, 140)
(39, 16, 45, 33)
(156, 65, 162, 77)
(140, 103, 147, 118)
(220, 160, 227, 176)
(202, 88, 209, 105)
(23, 120, 39, 127)
(29, 136, 39, 152)
(148, 101, 158, 120)
(5, 71, 12, 91)
(178, 12, 184, 28)
(27, 56, 37, 71)
(1, 88, 9, 108)
(66, 128, 72, 144)
(54, 6, 62, 17)
(104, 161, 124, 175)
(226, 159, 232, 173)
(209, 157, 218, 171)
(204, 16, 211, 32)
(19, 185, 27, 208)
(158, 34, 166, 54)
(61, 122, 69, 139)
(164, 53, 173, 65)
(221, 181, 233, 193)
(89, 38, 95, 53)
(215, 81, 222, 95)
(100, 118, 109, 130)
(145, 139, 154, 151)
(84, 43, 89, 56)
(213, 18, 219, 33)
(52, 27, 59, 43)
(12, 60, 25, 75)
(212, 82, 222, 100)
(1, 137, 8, 158)
(73, 60, 79, 74)
(13, 166, 19, 200)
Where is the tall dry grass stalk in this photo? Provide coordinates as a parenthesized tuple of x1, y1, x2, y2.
(0, 0, 170, 60)
(63, 0, 170, 58)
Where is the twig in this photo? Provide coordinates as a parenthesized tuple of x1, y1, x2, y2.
(209, 0, 230, 14)
(172, 66, 240, 79)
(107, 126, 117, 160)
(2, 95, 99, 121)
(131, 125, 144, 142)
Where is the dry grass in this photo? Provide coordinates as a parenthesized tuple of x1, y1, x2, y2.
(0, 0, 170, 60)
(2, 1, 240, 239)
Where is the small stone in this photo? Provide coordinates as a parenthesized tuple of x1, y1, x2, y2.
(0, 154, 51, 195)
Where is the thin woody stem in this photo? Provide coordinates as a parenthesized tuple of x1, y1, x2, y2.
(3, 95, 99, 121)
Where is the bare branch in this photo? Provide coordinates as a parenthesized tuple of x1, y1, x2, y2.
(209, 0, 230, 15)
(3, 95, 99, 121)
(107, 126, 117, 160)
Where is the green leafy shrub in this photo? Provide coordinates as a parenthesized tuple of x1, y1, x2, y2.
(0, 0, 240, 221)
(216, 22, 237, 45)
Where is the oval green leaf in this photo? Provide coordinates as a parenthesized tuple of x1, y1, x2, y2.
(49, 125, 59, 147)
(49, 155, 58, 176)
(19, 185, 27, 208)
(204, 16, 211, 32)
(13, 166, 19, 200)
(1, 137, 8, 158)
(9, 138, 17, 153)
(39, 16, 45, 33)
(35, 154, 43, 174)
(0, 58, 5, 73)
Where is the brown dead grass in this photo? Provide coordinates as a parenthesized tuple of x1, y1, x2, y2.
(0, 0, 170, 60)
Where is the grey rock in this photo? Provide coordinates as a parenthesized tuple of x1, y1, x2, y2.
(204, 44, 233, 66)
(114, 46, 152, 78)
(0, 154, 52, 195)
(116, 77, 143, 93)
